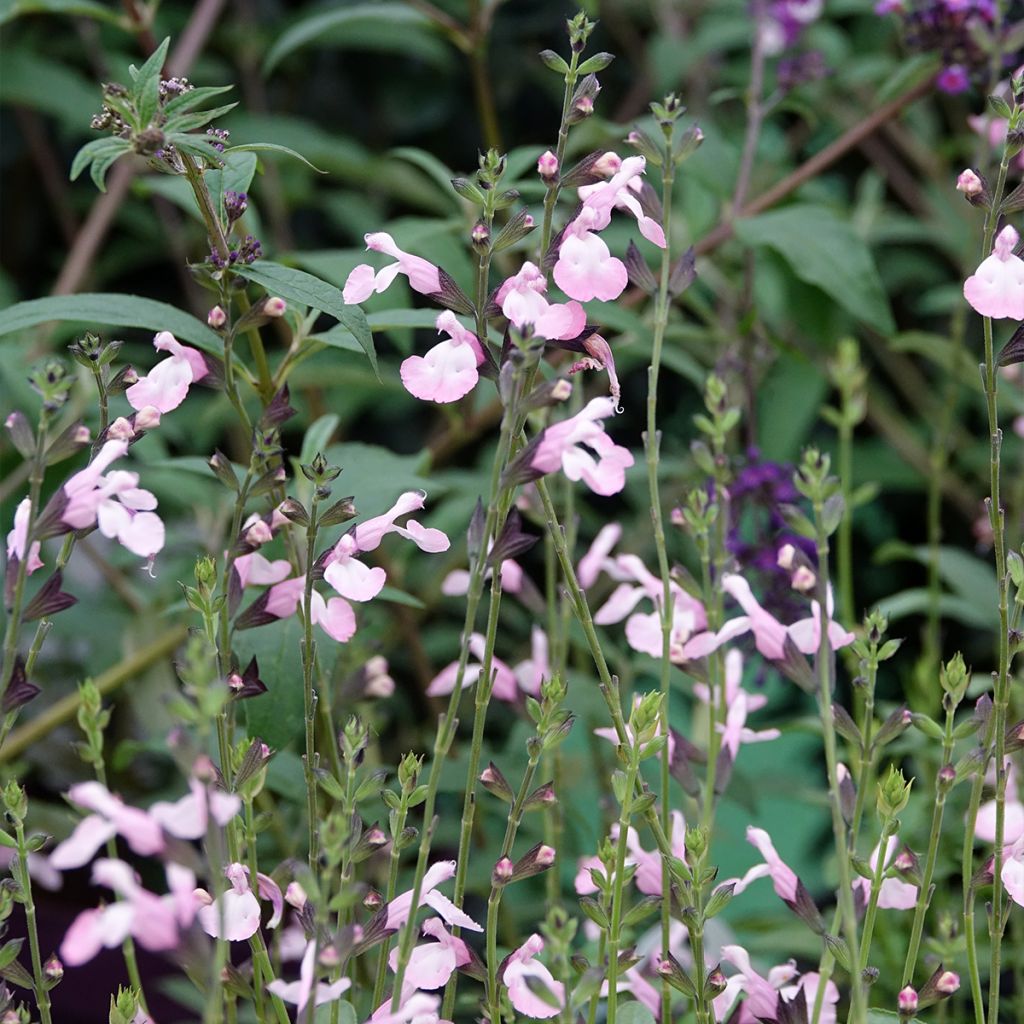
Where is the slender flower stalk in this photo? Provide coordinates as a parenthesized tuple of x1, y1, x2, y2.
(11, 799, 52, 1024)
(300, 486, 323, 869)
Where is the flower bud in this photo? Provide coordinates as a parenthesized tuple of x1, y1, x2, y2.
(207, 305, 227, 328)
(956, 169, 983, 196)
(480, 761, 514, 803)
(877, 765, 912, 820)
(44, 955, 64, 982)
(493, 856, 515, 886)
(265, 297, 287, 318)
(108, 417, 134, 441)
(244, 520, 273, 547)
(791, 566, 817, 592)
(898, 986, 918, 1014)
(319, 944, 341, 968)
(537, 150, 559, 180)
(363, 888, 383, 910)
(936, 971, 959, 995)
(134, 405, 161, 432)
(777, 543, 796, 569)
(193, 887, 214, 907)
(592, 151, 622, 177)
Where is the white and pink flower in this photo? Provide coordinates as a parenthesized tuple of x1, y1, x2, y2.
(343, 232, 441, 304)
(126, 331, 208, 414)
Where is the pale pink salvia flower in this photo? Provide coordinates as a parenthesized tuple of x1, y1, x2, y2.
(977, 761, 1024, 845)
(715, 945, 783, 1022)
(400, 311, 486, 403)
(530, 397, 634, 496)
(1002, 834, 1024, 906)
(964, 225, 1024, 319)
(503, 934, 564, 1019)
(126, 331, 208, 414)
(49, 781, 164, 870)
(60, 439, 165, 560)
(198, 862, 283, 940)
(343, 232, 442, 304)
(426, 632, 518, 701)
(234, 551, 292, 589)
(622, 810, 686, 896)
(385, 860, 483, 932)
(267, 940, 351, 1014)
(6, 498, 43, 576)
(553, 229, 628, 302)
(717, 684, 781, 762)
(388, 917, 471, 991)
(495, 262, 586, 340)
(513, 625, 549, 696)
(746, 826, 798, 903)
(852, 836, 918, 910)
(259, 577, 357, 643)
(148, 776, 241, 840)
(60, 859, 197, 966)
(575, 154, 667, 247)
(577, 522, 622, 589)
(956, 169, 983, 196)
(369, 992, 442, 1024)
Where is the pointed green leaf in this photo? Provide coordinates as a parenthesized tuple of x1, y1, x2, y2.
(226, 143, 328, 174)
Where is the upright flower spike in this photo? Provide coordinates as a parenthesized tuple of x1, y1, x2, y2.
(400, 311, 486, 403)
(964, 224, 1024, 319)
(125, 331, 209, 414)
(343, 232, 442, 304)
(197, 862, 283, 940)
(746, 826, 824, 932)
(502, 934, 564, 1019)
(523, 397, 634, 496)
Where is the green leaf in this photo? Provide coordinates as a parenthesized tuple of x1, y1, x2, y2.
(226, 142, 327, 174)
(735, 205, 895, 335)
(239, 617, 304, 750)
(70, 138, 131, 188)
(264, 4, 449, 75)
(0, 49, 98, 129)
(376, 585, 426, 610)
(390, 147, 458, 208)
(232, 261, 376, 375)
(617, 1003, 657, 1024)
(162, 83, 234, 118)
(0, 294, 222, 355)
(132, 37, 170, 128)
(0, 0, 124, 25)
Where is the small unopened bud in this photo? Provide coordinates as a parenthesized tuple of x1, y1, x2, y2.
(537, 150, 559, 180)
(365, 672, 395, 698)
(363, 888, 383, 910)
(777, 543, 796, 569)
(318, 944, 341, 968)
(574, 95, 594, 117)
(244, 520, 273, 547)
(592, 151, 622, 177)
(285, 881, 307, 909)
(44, 955, 64, 981)
(523, 214, 535, 228)
(937, 763, 956, 794)
(670, 507, 684, 526)
(705, 967, 727, 997)
(108, 417, 134, 441)
(894, 848, 916, 873)
(535, 845, 556, 866)
(134, 405, 161, 431)
(791, 566, 817, 592)
(898, 987, 918, 1014)
(956, 169, 983, 196)
(227, 671, 244, 691)
(193, 753, 216, 782)
(936, 971, 959, 995)
(471, 222, 489, 247)
(265, 297, 287, 318)
(73, 423, 92, 443)
(493, 856, 515, 886)
(208, 305, 227, 328)
(193, 887, 214, 907)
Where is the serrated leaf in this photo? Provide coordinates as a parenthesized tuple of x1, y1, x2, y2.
(232, 261, 377, 376)
(226, 142, 328, 174)
(0, 294, 222, 354)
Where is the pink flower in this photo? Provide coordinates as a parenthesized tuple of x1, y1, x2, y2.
(1003, 835, 1024, 907)
(198, 862, 283, 940)
(575, 155, 666, 247)
(495, 262, 586, 340)
(49, 782, 164, 871)
(553, 231, 628, 302)
(233, 551, 292, 589)
(149, 778, 241, 840)
(530, 397, 634, 496)
(400, 312, 486, 403)
(977, 762, 1024, 845)
(261, 577, 357, 643)
(324, 491, 449, 602)
(388, 918, 471, 991)
(426, 633, 518, 701)
(964, 225, 1024, 319)
(385, 860, 483, 933)
(623, 810, 686, 896)
(369, 992, 443, 1024)
(716, 666, 781, 761)
(578, 522, 622, 589)
(61, 440, 165, 560)
(503, 934, 564, 1019)
(6, 497, 43, 576)
(513, 626, 549, 696)
(267, 940, 351, 1014)
(852, 836, 918, 910)
(126, 331, 208, 414)
(343, 232, 441, 304)
(746, 826, 798, 903)
(60, 859, 197, 966)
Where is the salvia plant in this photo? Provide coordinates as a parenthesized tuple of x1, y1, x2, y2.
(1, 3, 1024, 1024)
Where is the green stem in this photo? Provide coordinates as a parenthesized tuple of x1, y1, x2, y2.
(538, 50, 581, 261)
(605, 755, 640, 1024)
(15, 817, 52, 1024)
(858, 823, 893, 974)
(301, 494, 322, 870)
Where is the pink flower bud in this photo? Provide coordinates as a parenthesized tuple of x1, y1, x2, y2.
(285, 881, 307, 909)
(472, 222, 489, 245)
(245, 520, 274, 546)
(898, 986, 918, 1013)
(670, 507, 684, 526)
(791, 566, 817, 592)
(363, 888, 383, 910)
(319, 944, 341, 968)
(365, 672, 395, 698)
(894, 849, 915, 872)
(259, 742, 271, 759)
(73, 424, 92, 443)
(121, 367, 139, 385)
(493, 857, 515, 885)
(537, 150, 559, 179)
(480, 765, 500, 785)
(936, 972, 960, 995)
(207, 305, 227, 328)
(44, 955, 64, 981)
(551, 379, 573, 402)
(193, 887, 214, 908)
(193, 754, 216, 781)
(535, 845, 556, 866)
(265, 297, 287, 318)
(227, 672, 244, 691)
(592, 151, 621, 177)
(574, 95, 594, 117)
(133, 405, 161, 431)
(523, 214, 535, 228)
(108, 417, 134, 441)
(956, 169, 983, 196)
(777, 543, 796, 569)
